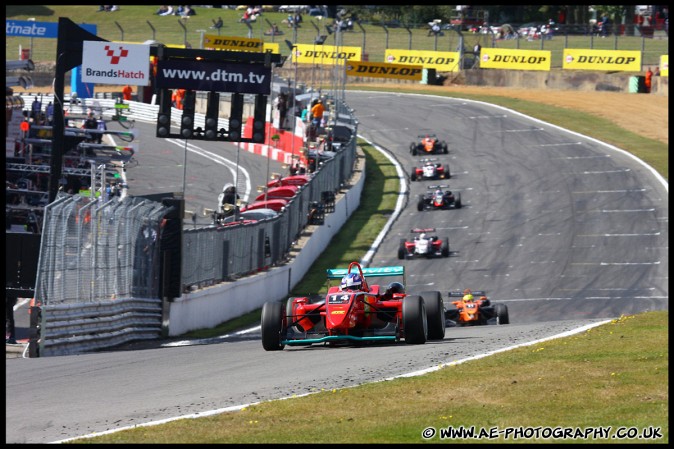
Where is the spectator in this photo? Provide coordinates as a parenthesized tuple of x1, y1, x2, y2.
(82, 112, 98, 142)
(30, 95, 42, 120)
(211, 16, 223, 30)
(155, 5, 169, 15)
(310, 98, 325, 128)
(654, 66, 660, 76)
(6, 297, 17, 344)
(45, 101, 54, 126)
(175, 88, 186, 110)
(277, 92, 288, 129)
(158, 5, 173, 16)
(644, 67, 653, 93)
(122, 84, 132, 101)
(96, 116, 107, 144)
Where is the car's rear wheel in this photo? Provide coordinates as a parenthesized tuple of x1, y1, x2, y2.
(454, 192, 462, 208)
(441, 141, 448, 154)
(411, 169, 417, 181)
(403, 295, 427, 344)
(398, 239, 406, 260)
(443, 164, 450, 179)
(441, 237, 450, 257)
(261, 301, 286, 351)
(417, 195, 425, 211)
(421, 291, 445, 340)
(495, 303, 510, 324)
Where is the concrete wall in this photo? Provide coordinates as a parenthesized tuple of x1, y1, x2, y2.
(166, 156, 365, 336)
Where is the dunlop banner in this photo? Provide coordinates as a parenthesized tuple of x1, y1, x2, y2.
(563, 49, 641, 72)
(294, 44, 361, 64)
(345, 60, 423, 80)
(660, 54, 668, 77)
(479, 48, 551, 71)
(204, 34, 264, 52)
(384, 49, 460, 72)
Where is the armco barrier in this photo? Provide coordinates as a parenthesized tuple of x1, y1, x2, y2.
(166, 151, 365, 336)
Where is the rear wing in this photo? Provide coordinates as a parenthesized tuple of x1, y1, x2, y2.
(428, 185, 449, 190)
(327, 265, 405, 279)
(417, 134, 437, 138)
(449, 290, 487, 297)
(411, 228, 435, 234)
(419, 157, 438, 163)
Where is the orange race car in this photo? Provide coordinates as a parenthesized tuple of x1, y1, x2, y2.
(410, 134, 449, 155)
(445, 289, 510, 326)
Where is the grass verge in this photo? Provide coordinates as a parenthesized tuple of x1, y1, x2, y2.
(76, 312, 669, 443)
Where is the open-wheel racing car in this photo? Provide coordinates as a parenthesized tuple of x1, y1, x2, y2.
(417, 185, 462, 211)
(260, 262, 446, 350)
(410, 134, 448, 155)
(410, 158, 451, 181)
(398, 228, 449, 259)
(445, 290, 510, 326)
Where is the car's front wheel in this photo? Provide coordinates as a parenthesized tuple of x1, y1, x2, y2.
(261, 301, 286, 351)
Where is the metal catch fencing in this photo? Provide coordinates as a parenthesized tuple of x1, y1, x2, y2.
(33, 194, 172, 356)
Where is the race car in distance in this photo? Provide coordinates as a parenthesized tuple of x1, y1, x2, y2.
(410, 158, 451, 181)
(260, 262, 446, 350)
(410, 134, 448, 155)
(398, 228, 449, 259)
(417, 185, 462, 211)
(445, 290, 510, 326)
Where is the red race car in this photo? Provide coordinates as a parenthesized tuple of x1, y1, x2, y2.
(398, 228, 449, 259)
(261, 262, 446, 350)
(417, 185, 462, 211)
(445, 289, 510, 326)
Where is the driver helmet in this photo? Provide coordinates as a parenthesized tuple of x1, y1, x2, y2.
(386, 282, 405, 295)
(419, 233, 426, 240)
(463, 288, 473, 301)
(435, 189, 443, 196)
(340, 272, 363, 291)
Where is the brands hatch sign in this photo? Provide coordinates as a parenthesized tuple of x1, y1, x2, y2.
(81, 41, 150, 86)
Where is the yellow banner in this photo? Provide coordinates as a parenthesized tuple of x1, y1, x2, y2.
(263, 42, 279, 54)
(293, 44, 361, 64)
(345, 60, 423, 80)
(204, 35, 264, 52)
(384, 49, 460, 72)
(479, 48, 551, 71)
(562, 49, 641, 72)
(659, 54, 668, 77)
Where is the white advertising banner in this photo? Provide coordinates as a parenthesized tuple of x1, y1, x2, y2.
(81, 41, 150, 86)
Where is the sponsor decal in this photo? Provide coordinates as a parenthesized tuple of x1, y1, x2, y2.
(82, 41, 150, 86)
(155, 60, 271, 94)
(204, 34, 264, 51)
(294, 44, 362, 64)
(345, 60, 423, 80)
(479, 48, 551, 71)
(384, 49, 460, 72)
(563, 49, 641, 72)
(5, 20, 96, 38)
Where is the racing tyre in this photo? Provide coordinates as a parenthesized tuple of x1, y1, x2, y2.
(495, 303, 510, 325)
(417, 196, 425, 212)
(454, 192, 462, 209)
(398, 239, 407, 260)
(441, 141, 448, 154)
(421, 291, 445, 340)
(261, 301, 286, 351)
(443, 164, 451, 179)
(441, 237, 450, 257)
(410, 169, 417, 181)
(402, 295, 427, 344)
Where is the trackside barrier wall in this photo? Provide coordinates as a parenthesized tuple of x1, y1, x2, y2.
(25, 93, 360, 354)
(167, 155, 365, 336)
